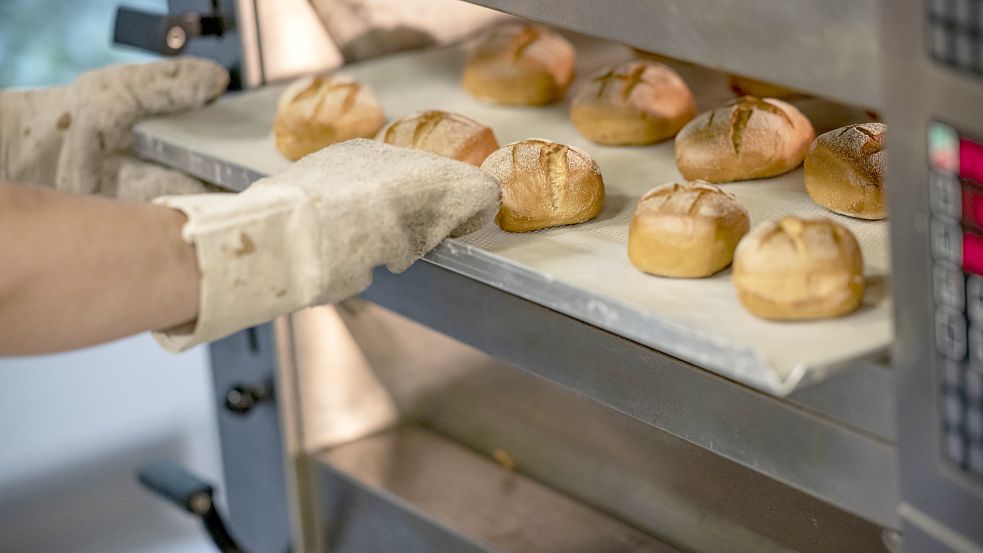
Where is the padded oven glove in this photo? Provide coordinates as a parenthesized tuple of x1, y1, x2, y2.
(0, 57, 229, 201)
(151, 138, 501, 352)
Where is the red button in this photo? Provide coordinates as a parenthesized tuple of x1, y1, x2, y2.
(960, 138, 983, 184)
(965, 232, 983, 275)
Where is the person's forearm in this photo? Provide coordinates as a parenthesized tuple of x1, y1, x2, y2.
(0, 184, 199, 355)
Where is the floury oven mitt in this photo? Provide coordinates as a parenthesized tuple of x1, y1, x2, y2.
(0, 57, 229, 200)
(152, 139, 501, 352)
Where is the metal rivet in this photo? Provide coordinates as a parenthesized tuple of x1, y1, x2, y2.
(166, 26, 187, 50)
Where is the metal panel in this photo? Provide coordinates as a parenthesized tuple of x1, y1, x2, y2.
(325, 301, 890, 552)
(884, 0, 983, 550)
(315, 426, 680, 553)
(458, 0, 882, 108)
(208, 325, 291, 553)
(359, 263, 899, 529)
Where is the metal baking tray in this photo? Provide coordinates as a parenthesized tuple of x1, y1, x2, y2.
(134, 34, 891, 396)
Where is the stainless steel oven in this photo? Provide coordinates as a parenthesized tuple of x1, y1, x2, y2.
(123, 1, 983, 552)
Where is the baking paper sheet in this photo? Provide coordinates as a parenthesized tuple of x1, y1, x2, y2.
(135, 35, 892, 395)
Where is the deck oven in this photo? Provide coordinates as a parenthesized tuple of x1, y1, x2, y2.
(119, 1, 983, 552)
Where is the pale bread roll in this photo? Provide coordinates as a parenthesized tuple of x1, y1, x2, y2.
(376, 110, 499, 166)
(571, 60, 695, 145)
(462, 23, 575, 106)
(481, 138, 604, 232)
(675, 96, 815, 183)
(804, 123, 886, 220)
(273, 74, 385, 160)
(733, 216, 864, 320)
(628, 181, 750, 277)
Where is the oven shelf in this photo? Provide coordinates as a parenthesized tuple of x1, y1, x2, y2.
(134, 34, 891, 398)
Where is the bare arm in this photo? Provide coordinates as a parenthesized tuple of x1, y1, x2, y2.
(0, 184, 199, 355)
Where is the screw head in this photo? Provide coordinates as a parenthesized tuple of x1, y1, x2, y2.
(166, 26, 187, 50)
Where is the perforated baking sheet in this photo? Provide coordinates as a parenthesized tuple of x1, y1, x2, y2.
(134, 34, 892, 396)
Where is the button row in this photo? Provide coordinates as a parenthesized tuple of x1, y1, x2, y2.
(942, 365, 983, 475)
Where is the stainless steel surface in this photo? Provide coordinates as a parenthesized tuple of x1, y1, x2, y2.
(885, 1, 983, 551)
(357, 262, 899, 529)
(278, 299, 893, 552)
(458, 0, 881, 109)
(133, 36, 891, 397)
(315, 426, 680, 553)
(207, 325, 292, 553)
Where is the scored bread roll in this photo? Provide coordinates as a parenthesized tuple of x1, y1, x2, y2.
(733, 216, 864, 320)
(628, 181, 750, 277)
(481, 138, 605, 232)
(273, 74, 385, 160)
(462, 23, 575, 106)
(571, 60, 695, 145)
(675, 96, 815, 183)
(804, 123, 886, 220)
(376, 110, 499, 166)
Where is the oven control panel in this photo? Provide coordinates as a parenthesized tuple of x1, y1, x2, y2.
(928, 0, 983, 75)
(930, 121, 983, 480)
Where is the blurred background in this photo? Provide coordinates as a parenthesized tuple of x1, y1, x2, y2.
(0, 1, 223, 552)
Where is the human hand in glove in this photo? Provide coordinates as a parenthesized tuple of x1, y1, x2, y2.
(0, 139, 499, 354)
(0, 57, 229, 201)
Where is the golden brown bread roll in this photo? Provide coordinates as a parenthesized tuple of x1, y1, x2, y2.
(481, 138, 604, 232)
(462, 23, 575, 106)
(570, 60, 695, 145)
(804, 123, 886, 220)
(376, 110, 499, 166)
(273, 74, 385, 160)
(733, 216, 864, 320)
(728, 75, 803, 100)
(628, 181, 750, 277)
(675, 96, 815, 183)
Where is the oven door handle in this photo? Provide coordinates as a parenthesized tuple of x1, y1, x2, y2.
(137, 460, 250, 553)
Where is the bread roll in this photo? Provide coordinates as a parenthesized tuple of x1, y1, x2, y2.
(462, 23, 575, 106)
(274, 74, 385, 160)
(804, 123, 886, 220)
(628, 181, 750, 277)
(733, 216, 864, 320)
(481, 138, 604, 232)
(570, 60, 695, 145)
(675, 96, 815, 183)
(728, 75, 802, 100)
(376, 110, 499, 166)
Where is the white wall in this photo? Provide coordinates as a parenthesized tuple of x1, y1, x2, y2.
(0, 335, 223, 553)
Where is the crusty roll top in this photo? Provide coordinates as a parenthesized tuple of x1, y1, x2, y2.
(804, 122, 887, 220)
(628, 181, 749, 277)
(733, 216, 864, 319)
(481, 138, 604, 232)
(675, 96, 815, 183)
(570, 60, 695, 145)
(469, 23, 575, 87)
(635, 180, 747, 220)
(273, 74, 385, 160)
(376, 110, 499, 166)
(812, 122, 886, 186)
(578, 60, 692, 112)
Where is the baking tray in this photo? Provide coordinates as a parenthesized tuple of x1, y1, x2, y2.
(133, 35, 892, 396)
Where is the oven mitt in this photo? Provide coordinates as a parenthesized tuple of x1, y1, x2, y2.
(0, 57, 229, 201)
(152, 139, 500, 352)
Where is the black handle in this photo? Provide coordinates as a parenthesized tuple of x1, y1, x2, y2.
(137, 461, 248, 553)
(113, 6, 224, 55)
